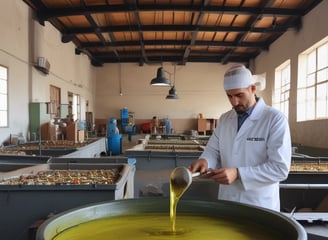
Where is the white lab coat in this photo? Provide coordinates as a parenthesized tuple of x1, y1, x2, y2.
(200, 98, 291, 211)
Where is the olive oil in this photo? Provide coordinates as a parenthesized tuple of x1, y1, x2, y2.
(53, 214, 286, 240)
(49, 167, 291, 240)
(169, 167, 190, 233)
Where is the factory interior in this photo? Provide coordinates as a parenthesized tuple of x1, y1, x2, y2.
(0, 0, 328, 239)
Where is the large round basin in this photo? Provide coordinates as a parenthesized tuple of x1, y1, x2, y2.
(36, 198, 306, 240)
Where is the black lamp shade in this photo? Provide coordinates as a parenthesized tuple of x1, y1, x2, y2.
(150, 67, 171, 86)
(166, 86, 179, 99)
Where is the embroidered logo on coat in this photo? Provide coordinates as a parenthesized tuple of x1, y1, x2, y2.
(246, 137, 265, 141)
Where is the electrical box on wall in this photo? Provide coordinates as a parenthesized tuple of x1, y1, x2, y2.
(34, 57, 50, 74)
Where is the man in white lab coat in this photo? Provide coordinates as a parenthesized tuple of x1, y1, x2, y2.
(190, 64, 291, 211)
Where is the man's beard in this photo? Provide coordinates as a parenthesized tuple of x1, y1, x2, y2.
(233, 100, 250, 114)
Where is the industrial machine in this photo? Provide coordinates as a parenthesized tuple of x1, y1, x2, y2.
(107, 117, 122, 155)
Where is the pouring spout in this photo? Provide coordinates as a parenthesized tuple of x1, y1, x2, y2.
(170, 167, 192, 198)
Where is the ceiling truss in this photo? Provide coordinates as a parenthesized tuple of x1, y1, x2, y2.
(23, 0, 322, 67)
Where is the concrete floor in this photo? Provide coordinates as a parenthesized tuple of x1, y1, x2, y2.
(121, 133, 145, 152)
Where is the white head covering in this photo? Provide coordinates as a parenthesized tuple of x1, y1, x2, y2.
(223, 64, 254, 90)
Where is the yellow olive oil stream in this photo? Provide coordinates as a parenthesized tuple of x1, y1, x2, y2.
(169, 172, 189, 233)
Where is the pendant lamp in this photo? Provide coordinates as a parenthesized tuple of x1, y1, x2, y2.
(166, 85, 179, 99)
(150, 67, 171, 86)
(166, 65, 179, 99)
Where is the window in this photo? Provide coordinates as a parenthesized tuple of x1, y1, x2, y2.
(297, 37, 328, 121)
(0, 65, 8, 127)
(73, 94, 80, 121)
(50, 85, 61, 119)
(273, 60, 290, 119)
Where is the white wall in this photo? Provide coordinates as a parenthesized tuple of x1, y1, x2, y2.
(0, 0, 96, 144)
(95, 62, 233, 120)
(31, 21, 96, 107)
(0, 0, 29, 143)
(254, 1, 328, 148)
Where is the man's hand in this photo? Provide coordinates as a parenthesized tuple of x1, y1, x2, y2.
(210, 167, 238, 184)
(189, 158, 208, 174)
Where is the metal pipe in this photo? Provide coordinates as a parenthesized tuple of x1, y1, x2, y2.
(39, 125, 42, 156)
(280, 183, 328, 189)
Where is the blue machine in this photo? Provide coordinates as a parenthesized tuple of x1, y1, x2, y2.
(164, 118, 171, 135)
(120, 108, 137, 142)
(107, 117, 119, 135)
(120, 108, 129, 132)
(107, 117, 122, 155)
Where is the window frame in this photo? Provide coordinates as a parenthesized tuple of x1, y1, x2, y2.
(297, 37, 328, 122)
(273, 60, 290, 119)
(72, 93, 81, 121)
(0, 65, 8, 128)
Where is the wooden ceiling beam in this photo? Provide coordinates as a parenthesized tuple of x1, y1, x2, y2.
(36, 5, 308, 21)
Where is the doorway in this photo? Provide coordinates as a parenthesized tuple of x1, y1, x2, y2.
(50, 85, 61, 119)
